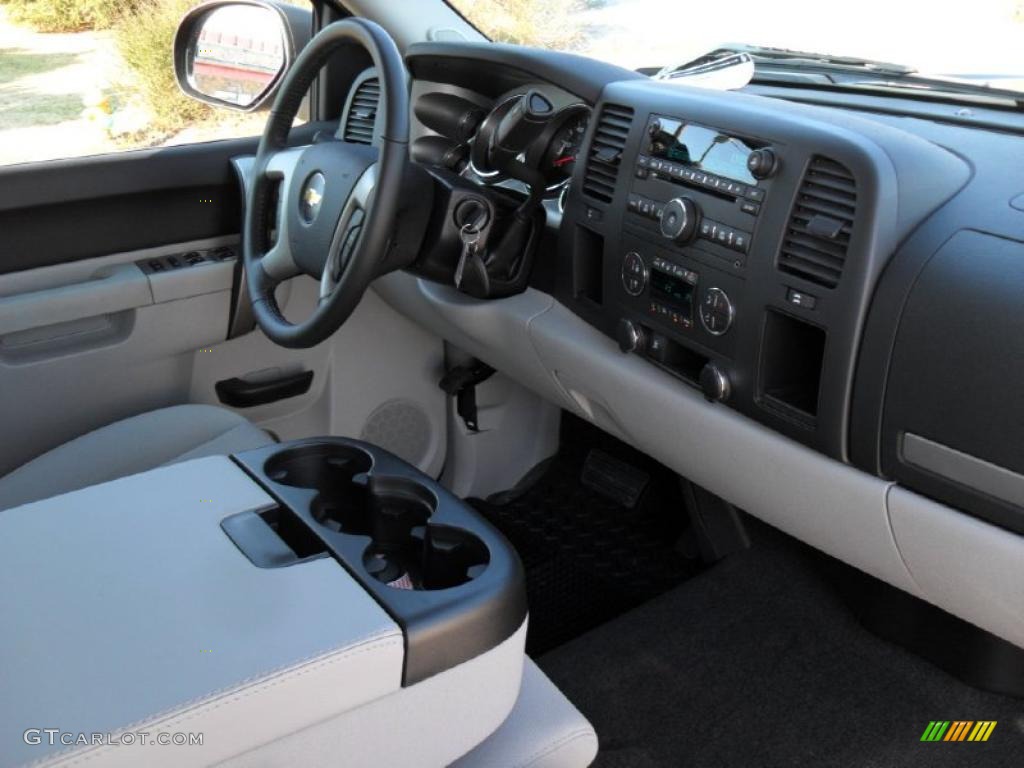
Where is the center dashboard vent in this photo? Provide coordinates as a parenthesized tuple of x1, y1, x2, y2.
(582, 103, 634, 203)
(342, 76, 380, 145)
(778, 156, 857, 288)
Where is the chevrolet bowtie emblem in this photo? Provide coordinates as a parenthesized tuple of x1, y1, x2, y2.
(299, 172, 326, 223)
(304, 187, 323, 207)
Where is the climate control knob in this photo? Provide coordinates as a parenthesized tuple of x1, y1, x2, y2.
(617, 318, 647, 354)
(699, 363, 731, 402)
(659, 197, 699, 244)
(699, 287, 735, 336)
(621, 251, 648, 296)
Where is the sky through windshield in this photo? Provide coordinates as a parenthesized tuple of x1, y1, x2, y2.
(450, 0, 1024, 92)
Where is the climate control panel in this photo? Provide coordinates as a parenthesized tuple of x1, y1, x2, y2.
(618, 246, 739, 346)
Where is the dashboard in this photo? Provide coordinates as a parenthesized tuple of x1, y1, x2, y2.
(340, 42, 1024, 554)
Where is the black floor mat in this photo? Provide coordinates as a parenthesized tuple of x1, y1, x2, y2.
(539, 522, 1024, 768)
(470, 414, 701, 656)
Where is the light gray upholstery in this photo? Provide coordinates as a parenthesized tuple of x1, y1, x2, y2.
(0, 404, 273, 510)
(454, 658, 598, 768)
(0, 456, 404, 768)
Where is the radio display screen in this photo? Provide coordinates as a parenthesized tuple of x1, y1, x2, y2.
(650, 269, 694, 317)
(648, 116, 757, 185)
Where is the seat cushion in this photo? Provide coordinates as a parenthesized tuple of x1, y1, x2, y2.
(454, 658, 598, 768)
(0, 404, 274, 510)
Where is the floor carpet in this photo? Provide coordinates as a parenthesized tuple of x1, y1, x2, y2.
(539, 523, 1024, 768)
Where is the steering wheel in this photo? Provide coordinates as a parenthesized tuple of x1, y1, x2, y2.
(243, 19, 408, 349)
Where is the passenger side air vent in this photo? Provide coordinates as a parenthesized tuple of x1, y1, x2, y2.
(778, 156, 857, 288)
(342, 77, 380, 144)
(582, 103, 634, 203)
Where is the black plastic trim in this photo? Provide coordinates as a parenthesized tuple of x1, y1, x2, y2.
(215, 370, 314, 408)
(0, 123, 326, 276)
(405, 41, 642, 103)
(556, 77, 968, 459)
(232, 438, 527, 686)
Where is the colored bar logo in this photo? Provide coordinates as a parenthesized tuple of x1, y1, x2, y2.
(921, 721, 997, 742)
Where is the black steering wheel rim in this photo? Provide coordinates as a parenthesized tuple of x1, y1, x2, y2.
(243, 18, 409, 349)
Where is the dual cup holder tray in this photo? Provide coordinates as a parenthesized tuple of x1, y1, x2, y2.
(224, 438, 526, 685)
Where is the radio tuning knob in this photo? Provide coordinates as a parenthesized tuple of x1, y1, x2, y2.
(699, 363, 731, 402)
(659, 197, 699, 244)
(747, 148, 778, 179)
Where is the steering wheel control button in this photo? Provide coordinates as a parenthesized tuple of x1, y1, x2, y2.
(622, 252, 648, 296)
(299, 172, 326, 224)
(660, 197, 699, 244)
(699, 287, 735, 336)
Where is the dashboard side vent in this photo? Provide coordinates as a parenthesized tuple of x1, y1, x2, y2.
(778, 156, 857, 288)
(582, 103, 634, 203)
(342, 77, 380, 144)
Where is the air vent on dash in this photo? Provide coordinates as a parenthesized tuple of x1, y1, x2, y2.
(582, 104, 634, 203)
(778, 156, 857, 289)
(342, 77, 380, 144)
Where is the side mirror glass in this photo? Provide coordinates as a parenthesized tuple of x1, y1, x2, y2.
(174, 1, 310, 111)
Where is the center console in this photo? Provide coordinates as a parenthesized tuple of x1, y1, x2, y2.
(557, 78, 967, 459)
(617, 114, 779, 401)
(0, 444, 529, 768)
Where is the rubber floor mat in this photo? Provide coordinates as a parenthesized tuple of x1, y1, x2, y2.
(470, 414, 701, 655)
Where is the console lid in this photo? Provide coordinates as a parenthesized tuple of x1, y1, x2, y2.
(0, 456, 404, 767)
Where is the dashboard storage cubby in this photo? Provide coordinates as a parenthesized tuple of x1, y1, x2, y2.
(229, 438, 526, 685)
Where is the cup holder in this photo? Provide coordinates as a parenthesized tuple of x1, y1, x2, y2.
(261, 443, 491, 591)
(263, 444, 372, 495)
(365, 523, 490, 592)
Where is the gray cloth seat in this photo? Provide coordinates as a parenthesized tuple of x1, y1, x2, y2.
(0, 404, 274, 511)
(454, 658, 598, 768)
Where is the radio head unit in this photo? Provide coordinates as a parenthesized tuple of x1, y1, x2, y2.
(647, 115, 761, 185)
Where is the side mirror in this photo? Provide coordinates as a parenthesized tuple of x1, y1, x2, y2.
(173, 0, 312, 111)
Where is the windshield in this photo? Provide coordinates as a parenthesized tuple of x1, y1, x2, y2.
(448, 0, 1024, 95)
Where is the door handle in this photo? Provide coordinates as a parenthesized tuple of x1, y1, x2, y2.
(215, 370, 314, 408)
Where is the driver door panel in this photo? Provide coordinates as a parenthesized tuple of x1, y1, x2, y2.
(0, 131, 447, 479)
